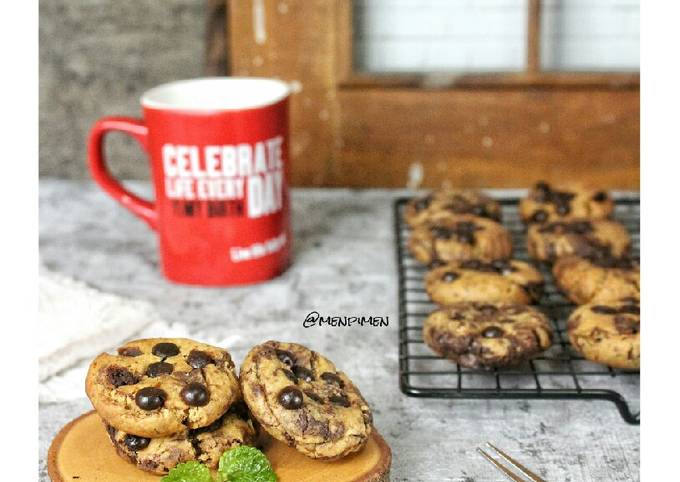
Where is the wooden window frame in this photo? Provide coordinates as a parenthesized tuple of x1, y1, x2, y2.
(338, 0, 640, 89)
(220, 0, 639, 189)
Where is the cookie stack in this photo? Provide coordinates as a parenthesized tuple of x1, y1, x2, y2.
(406, 188, 553, 369)
(85, 338, 256, 475)
(520, 181, 640, 369)
(86, 338, 375, 475)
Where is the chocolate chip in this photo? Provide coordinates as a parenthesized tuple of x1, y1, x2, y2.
(294, 366, 315, 382)
(453, 221, 480, 245)
(278, 386, 304, 410)
(275, 349, 296, 367)
(282, 368, 298, 383)
(614, 315, 640, 335)
(187, 350, 214, 369)
(593, 191, 608, 202)
(320, 372, 345, 388)
(304, 390, 323, 403)
(450, 311, 465, 320)
(152, 342, 180, 358)
(135, 387, 166, 410)
(106, 367, 139, 388)
(181, 382, 210, 406)
(460, 259, 483, 270)
(555, 202, 570, 216)
(461, 233, 476, 244)
(572, 221, 592, 234)
(442, 271, 459, 282)
(589, 255, 637, 269)
(482, 326, 504, 338)
(539, 221, 592, 234)
(329, 394, 350, 407)
(146, 362, 173, 378)
(618, 304, 640, 315)
(431, 226, 453, 240)
(530, 210, 548, 223)
(533, 181, 551, 202)
(123, 434, 150, 451)
(591, 305, 618, 315)
(118, 347, 142, 357)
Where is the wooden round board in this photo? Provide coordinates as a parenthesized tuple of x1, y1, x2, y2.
(48, 411, 391, 482)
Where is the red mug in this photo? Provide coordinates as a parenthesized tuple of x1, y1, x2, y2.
(87, 77, 292, 286)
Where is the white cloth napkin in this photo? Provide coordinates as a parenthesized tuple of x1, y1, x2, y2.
(38, 266, 192, 402)
(39, 266, 161, 382)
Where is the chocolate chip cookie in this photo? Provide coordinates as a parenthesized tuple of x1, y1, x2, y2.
(568, 299, 640, 369)
(240, 341, 373, 460)
(519, 181, 614, 224)
(86, 338, 241, 438)
(422, 302, 553, 369)
(408, 213, 512, 265)
(553, 254, 640, 304)
(405, 189, 502, 227)
(527, 219, 630, 262)
(425, 259, 544, 306)
(105, 405, 256, 474)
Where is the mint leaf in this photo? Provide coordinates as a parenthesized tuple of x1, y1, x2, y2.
(161, 461, 214, 482)
(218, 446, 277, 482)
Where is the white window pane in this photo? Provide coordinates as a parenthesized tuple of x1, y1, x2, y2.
(354, 0, 528, 73)
(540, 0, 639, 71)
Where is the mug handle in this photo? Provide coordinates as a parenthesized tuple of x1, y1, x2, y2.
(87, 117, 158, 230)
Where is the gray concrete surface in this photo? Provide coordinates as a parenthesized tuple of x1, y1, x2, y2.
(38, 180, 640, 481)
(40, 0, 206, 179)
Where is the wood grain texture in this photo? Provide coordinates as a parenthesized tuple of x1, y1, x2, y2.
(527, 0, 541, 73)
(48, 411, 391, 482)
(227, 0, 341, 186)
(334, 88, 640, 189)
(225, 0, 639, 188)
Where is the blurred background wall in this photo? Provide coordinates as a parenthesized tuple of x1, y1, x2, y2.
(39, 0, 207, 179)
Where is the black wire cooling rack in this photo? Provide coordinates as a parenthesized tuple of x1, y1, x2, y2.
(396, 194, 640, 424)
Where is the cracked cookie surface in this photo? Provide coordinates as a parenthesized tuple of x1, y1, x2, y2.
(568, 299, 640, 369)
(408, 213, 512, 265)
(423, 302, 553, 369)
(519, 181, 614, 224)
(527, 219, 630, 262)
(425, 259, 544, 306)
(405, 189, 502, 227)
(105, 405, 256, 474)
(553, 255, 640, 304)
(86, 338, 241, 438)
(240, 341, 372, 460)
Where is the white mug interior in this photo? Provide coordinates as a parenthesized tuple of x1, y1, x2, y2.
(141, 77, 290, 112)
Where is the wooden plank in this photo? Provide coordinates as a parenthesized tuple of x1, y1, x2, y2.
(227, 0, 341, 186)
(340, 72, 640, 90)
(335, 0, 354, 82)
(527, 0, 542, 73)
(332, 89, 639, 189)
